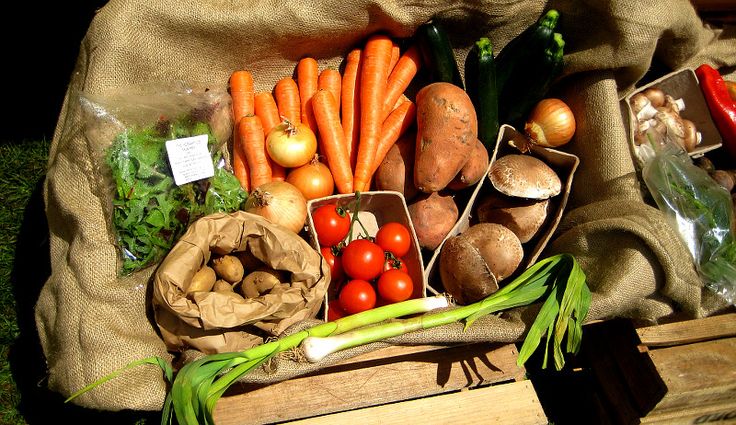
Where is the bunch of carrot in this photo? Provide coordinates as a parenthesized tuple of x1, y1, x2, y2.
(229, 32, 421, 195)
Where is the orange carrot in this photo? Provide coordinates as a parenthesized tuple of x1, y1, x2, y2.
(230, 70, 255, 122)
(369, 100, 417, 178)
(254, 91, 281, 135)
(312, 89, 353, 194)
(297, 57, 319, 132)
(318, 69, 342, 113)
(254, 91, 286, 181)
(341, 48, 362, 171)
(389, 41, 401, 74)
(232, 133, 250, 192)
(238, 115, 272, 189)
(382, 45, 422, 120)
(274, 77, 301, 124)
(354, 33, 394, 192)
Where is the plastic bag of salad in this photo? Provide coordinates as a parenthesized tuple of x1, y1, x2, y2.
(80, 81, 247, 275)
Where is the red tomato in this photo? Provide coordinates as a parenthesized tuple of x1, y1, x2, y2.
(375, 222, 412, 258)
(338, 280, 376, 314)
(320, 246, 345, 283)
(383, 255, 408, 274)
(341, 239, 385, 281)
(377, 269, 414, 303)
(327, 301, 346, 321)
(312, 204, 351, 247)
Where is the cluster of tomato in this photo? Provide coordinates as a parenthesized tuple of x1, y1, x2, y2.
(311, 203, 415, 320)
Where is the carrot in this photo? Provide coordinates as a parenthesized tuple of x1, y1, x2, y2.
(312, 89, 353, 194)
(354, 33, 394, 192)
(230, 70, 255, 122)
(232, 133, 250, 192)
(254, 91, 286, 181)
(254, 91, 281, 135)
(389, 41, 401, 74)
(297, 57, 320, 132)
(382, 45, 422, 120)
(318, 69, 342, 112)
(274, 77, 301, 124)
(238, 115, 272, 189)
(341, 48, 362, 171)
(369, 100, 417, 178)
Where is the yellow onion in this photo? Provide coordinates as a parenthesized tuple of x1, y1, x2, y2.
(244, 181, 307, 234)
(524, 98, 576, 148)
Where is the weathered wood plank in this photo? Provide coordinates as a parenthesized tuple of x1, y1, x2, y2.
(636, 313, 736, 347)
(213, 342, 526, 425)
(287, 380, 547, 425)
(647, 337, 736, 412)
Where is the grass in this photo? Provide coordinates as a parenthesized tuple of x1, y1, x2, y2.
(0, 140, 49, 425)
(0, 140, 158, 424)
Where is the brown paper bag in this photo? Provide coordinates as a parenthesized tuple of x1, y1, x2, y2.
(152, 211, 329, 354)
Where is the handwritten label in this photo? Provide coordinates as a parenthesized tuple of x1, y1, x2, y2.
(165, 134, 214, 186)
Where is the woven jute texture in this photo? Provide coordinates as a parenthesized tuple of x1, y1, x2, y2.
(36, 0, 736, 411)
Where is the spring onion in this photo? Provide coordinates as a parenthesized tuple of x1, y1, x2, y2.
(65, 254, 590, 425)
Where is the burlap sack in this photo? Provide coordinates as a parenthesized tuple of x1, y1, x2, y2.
(36, 0, 736, 412)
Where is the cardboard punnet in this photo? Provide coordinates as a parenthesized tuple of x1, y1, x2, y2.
(306, 191, 426, 319)
(621, 68, 722, 169)
(424, 125, 579, 295)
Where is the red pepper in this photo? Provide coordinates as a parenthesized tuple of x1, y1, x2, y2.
(695, 64, 736, 161)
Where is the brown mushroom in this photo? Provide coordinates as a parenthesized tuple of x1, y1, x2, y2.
(489, 154, 561, 199)
(642, 87, 666, 107)
(712, 170, 735, 192)
(681, 119, 700, 152)
(475, 192, 551, 243)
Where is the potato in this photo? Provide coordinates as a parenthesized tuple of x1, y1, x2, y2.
(439, 223, 523, 304)
(187, 265, 216, 294)
(213, 279, 234, 292)
(446, 138, 489, 191)
(211, 255, 245, 283)
(475, 191, 551, 243)
(407, 191, 458, 251)
(414, 82, 477, 193)
(240, 268, 289, 298)
(439, 236, 498, 305)
(374, 131, 419, 202)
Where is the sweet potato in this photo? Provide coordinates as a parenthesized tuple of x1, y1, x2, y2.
(414, 82, 478, 193)
(446, 137, 489, 191)
(407, 191, 458, 250)
(374, 131, 419, 201)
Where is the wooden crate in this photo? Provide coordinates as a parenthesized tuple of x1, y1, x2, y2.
(582, 312, 736, 424)
(213, 342, 547, 424)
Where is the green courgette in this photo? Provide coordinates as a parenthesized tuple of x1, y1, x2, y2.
(465, 37, 499, 150)
(495, 9, 559, 95)
(499, 32, 565, 128)
(415, 19, 465, 89)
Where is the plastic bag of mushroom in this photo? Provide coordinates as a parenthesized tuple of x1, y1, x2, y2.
(423, 125, 580, 304)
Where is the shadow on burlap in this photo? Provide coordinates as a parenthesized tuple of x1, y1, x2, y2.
(35, 0, 736, 411)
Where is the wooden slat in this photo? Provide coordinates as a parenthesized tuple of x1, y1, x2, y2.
(641, 400, 736, 424)
(647, 337, 736, 413)
(636, 313, 736, 347)
(213, 342, 526, 425)
(287, 380, 547, 425)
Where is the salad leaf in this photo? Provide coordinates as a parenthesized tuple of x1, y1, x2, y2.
(107, 112, 247, 275)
